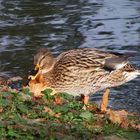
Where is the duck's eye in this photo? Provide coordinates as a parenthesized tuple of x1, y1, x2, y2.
(40, 55, 46, 62)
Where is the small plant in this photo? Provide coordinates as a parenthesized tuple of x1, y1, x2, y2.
(0, 86, 140, 139)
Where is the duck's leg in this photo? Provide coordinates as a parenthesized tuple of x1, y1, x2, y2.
(81, 95, 89, 110)
(83, 95, 89, 105)
(100, 88, 110, 112)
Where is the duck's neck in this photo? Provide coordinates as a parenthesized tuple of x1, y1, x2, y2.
(40, 60, 56, 74)
(44, 72, 56, 87)
(41, 62, 56, 87)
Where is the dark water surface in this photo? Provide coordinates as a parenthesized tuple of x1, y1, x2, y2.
(0, 0, 140, 113)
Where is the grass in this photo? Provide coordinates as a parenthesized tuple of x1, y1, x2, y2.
(0, 86, 140, 140)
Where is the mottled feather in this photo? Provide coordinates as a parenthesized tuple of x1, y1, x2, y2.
(33, 48, 140, 96)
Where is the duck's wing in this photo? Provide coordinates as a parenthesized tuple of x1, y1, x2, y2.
(55, 48, 129, 72)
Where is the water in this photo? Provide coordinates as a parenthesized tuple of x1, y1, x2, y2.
(0, 0, 140, 113)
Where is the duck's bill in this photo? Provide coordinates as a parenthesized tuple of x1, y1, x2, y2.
(28, 72, 39, 80)
(28, 67, 40, 80)
(28, 75, 37, 80)
(35, 64, 40, 71)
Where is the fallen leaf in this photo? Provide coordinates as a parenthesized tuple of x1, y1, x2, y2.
(0, 86, 8, 92)
(94, 118, 104, 128)
(28, 73, 58, 97)
(86, 104, 99, 112)
(54, 113, 61, 118)
(32, 96, 43, 104)
(43, 106, 54, 114)
(130, 123, 140, 131)
(107, 109, 129, 128)
(0, 77, 7, 86)
(29, 83, 47, 97)
(28, 73, 49, 97)
(0, 107, 3, 113)
(53, 96, 62, 105)
(43, 106, 61, 117)
(28, 73, 45, 85)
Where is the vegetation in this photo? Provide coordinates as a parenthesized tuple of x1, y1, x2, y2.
(0, 83, 140, 140)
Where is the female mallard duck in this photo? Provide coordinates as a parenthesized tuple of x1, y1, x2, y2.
(30, 48, 140, 111)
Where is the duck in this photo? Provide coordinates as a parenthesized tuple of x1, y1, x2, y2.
(29, 48, 140, 112)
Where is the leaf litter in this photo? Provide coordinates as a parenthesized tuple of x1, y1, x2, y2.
(0, 76, 140, 139)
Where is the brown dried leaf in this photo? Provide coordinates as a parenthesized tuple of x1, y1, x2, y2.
(107, 109, 129, 127)
(130, 123, 140, 131)
(43, 106, 55, 114)
(28, 73, 49, 97)
(0, 107, 3, 113)
(54, 113, 61, 118)
(86, 104, 99, 112)
(29, 83, 47, 97)
(0, 77, 7, 86)
(43, 106, 61, 118)
(28, 73, 45, 85)
(53, 96, 62, 105)
(0, 86, 8, 92)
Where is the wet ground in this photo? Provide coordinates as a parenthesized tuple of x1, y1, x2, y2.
(0, 0, 140, 113)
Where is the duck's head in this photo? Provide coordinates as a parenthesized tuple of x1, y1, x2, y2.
(34, 48, 55, 74)
(29, 48, 55, 81)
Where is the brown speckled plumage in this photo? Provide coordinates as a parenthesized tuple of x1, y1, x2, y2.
(33, 48, 140, 97)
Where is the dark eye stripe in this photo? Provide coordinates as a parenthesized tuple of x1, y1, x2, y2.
(39, 55, 46, 66)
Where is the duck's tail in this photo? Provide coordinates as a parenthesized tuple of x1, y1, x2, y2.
(124, 69, 140, 83)
(136, 69, 140, 75)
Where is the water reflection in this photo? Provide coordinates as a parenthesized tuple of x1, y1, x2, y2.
(80, 0, 140, 49)
(0, 0, 140, 113)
